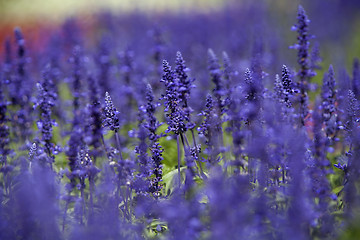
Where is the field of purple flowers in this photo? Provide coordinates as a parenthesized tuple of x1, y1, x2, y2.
(1, 1, 360, 239)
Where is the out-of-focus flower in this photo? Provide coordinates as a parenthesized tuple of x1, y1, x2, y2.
(291, 5, 314, 125)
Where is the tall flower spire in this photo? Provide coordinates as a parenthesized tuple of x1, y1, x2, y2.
(103, 92, 120, 132)
(352, 58, 360, 98)
(321, 65, 338, 138)
(160, 59, 186, 135)
(208, 49, 224, 115)
(34, 65, 60, 168)
(103, 92, 123, 161)
(0, 75, 10, 166)
(291, 5, 313, 125)
(144, 84, 164, 197)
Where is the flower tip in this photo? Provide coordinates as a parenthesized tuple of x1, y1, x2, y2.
(207, 48, 215, 57)
(298, 5, 305, 13)
(176, 51, 182, 57)
(36, 82, 43, 91)
(14, 27, 22, 37)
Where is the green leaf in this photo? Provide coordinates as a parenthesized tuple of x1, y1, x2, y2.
(162, 166, 187, 195)
(333, 185, 344, 195)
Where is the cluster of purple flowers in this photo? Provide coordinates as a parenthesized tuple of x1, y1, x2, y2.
(1, 2, 360, 239)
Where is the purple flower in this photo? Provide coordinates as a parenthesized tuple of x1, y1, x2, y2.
(3, 38, 12, 85)
(309, 102, 334, 236)
(96, 36, 112, 96)
(198, 94, 221, 164)
(222, 51, 234, 111)
(66, 111, 85, 173)
(208, 49, 225, 115)
(175, 51, 196, 129)
(13, 28, 32, 104)
(352, 58, 360, 98)
(14, 27, 25, 74)
(35, 80, 56, 161)
(281, 65, 294, 107)
(321, 65, 338, 137)
(119, 49, 135, 86)
(291, 6, 312, 79)
(143, 84, 162, 141)
(0, 78, 10, 165)
(274, 74, 283, 102)
(143, 84, 164, 197)
(291, 5, 313, 125)
(28, 142, 37, 160)
(149, 141, 164, 197)
(310, 42, 322, 71)
(160, 60, 187, 135)
(133, 117, 151, 195)
(345, 90, 358, 132)
(86, 76, 103, 151)
(151, 27, 166, 78)
(8, 28, 33, 142)
(68, 45, 83, 111)
(244, 68, 260, 123)
(103, 92, 121, 132)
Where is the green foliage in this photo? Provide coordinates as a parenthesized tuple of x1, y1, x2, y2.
(158, 124, 178, 175)
(162, 166, 187, 196)
(339, 217, 360, 240)
(145, 219, 168, 239)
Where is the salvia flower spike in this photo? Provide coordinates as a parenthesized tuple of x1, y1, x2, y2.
(291, 5, 313, 125)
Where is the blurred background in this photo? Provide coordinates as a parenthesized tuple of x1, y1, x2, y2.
(0, 0, 360, 78)
(0, 0, 359, 59)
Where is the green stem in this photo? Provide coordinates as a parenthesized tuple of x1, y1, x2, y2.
(177, 134, 181, 188)
(115, 130, 124, 161)
(190, 129, 205, 178)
